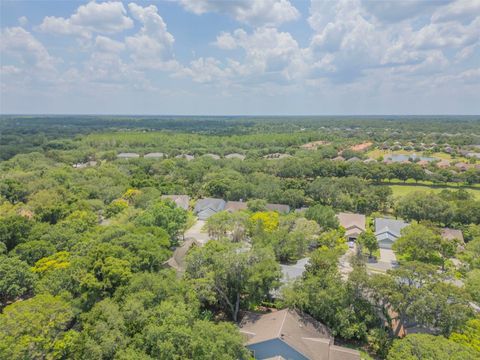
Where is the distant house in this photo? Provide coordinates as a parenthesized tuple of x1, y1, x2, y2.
(346, 157, 361, 162)
(225, 201, 248, 212)
(416, 160, 429, 167)
(332, 156, 345, 162)
(455, 162, 472, 172)
(164, 238, 200, 272)
(161, 195, 190, 211)
(375, 218, 409, 249)
(239, 309, 360, 360)
(204, 153, 221, 160)
(194, 198, 226, 220)
(266, 203, 290, 214)
(144, 152, 165, 159)
(300, 141, 330, 150)
(363, 158, 377, 164)
(175, 154, 194, 161)
(436, 159, 451, 169)
(350, 142, 372, 152)
(264, 153, 292, 160)
(441, 228, 465, 245)
(73, 161, 97, 168)
(225, 153, 246, 160)
(117, 152, 140, 159)
(337, 213, 366, 241)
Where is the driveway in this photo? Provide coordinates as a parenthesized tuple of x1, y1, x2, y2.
(339, 244, 356, 279)
(184, 219, 210, 245)
(367, 248, 398, 273)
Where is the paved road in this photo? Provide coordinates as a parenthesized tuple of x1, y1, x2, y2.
(184, 219, 210, 245)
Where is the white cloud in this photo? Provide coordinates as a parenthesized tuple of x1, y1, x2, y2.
(95, 35, 125, 53)
(38, 1, 133, 37)
(126, 3, 176, 69)
(0, 27, 58, 72)
(431, 0, 480, 23)
(18, 16, 29, 27)
(177, 0, 300, 26)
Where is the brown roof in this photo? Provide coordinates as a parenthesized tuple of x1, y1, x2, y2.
(266, 203, 290, 213)
(161, 195, 190, 210)
(436, 159, 451, 168)
(417, 160, 429, 167)
(240, 309, 359, 360)
(441, 228, 464, 243)
(225, 201, 248, 212)
(350, 142, 373, 152)
(301, 141, 331, 150)
(337, 213, 366, 233)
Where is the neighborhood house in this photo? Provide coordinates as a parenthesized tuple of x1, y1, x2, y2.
(194, 198, 226, 220)
(337, 212, 366, 241)
(240, 309, 360, 360)
(375, 218, 409, 249)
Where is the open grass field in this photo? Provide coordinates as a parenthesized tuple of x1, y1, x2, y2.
(385, 184, 480, 200)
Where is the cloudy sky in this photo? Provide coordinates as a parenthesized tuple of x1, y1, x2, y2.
(1, 0, 479, 115)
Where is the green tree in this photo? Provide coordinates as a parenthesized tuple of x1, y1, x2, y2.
(0, 214, 33, 251)
(392, 224, 442, 264)
(395, 191, 453, 225)
(135, 199, 188, 241)
(185, 240, 280, 321)
(465, 269, 480, 303)
(450, 318, 480, 355)
(0, 294, 74, 359)
(305, 204, 339, 230)
(358, 230, 379, 258)
(387, 333, 478, 360)
(0, 255, 36, 307)
(14, 239, 56, 265)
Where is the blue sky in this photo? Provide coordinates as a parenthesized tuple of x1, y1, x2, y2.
(1, 0, 479, 115)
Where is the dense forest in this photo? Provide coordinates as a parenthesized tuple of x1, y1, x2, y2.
(1, 116, 480, 359)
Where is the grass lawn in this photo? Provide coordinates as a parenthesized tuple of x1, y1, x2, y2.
(385, 184, 480, 200)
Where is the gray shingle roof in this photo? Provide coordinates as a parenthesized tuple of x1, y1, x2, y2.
(375, 218, 409, 239)
(194, 198, 226, 220)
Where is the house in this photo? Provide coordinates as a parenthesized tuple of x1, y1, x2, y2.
(350, 142, 372, 152)
(239, 309, 360, 360)
(161, 195, 190, 211)
(436, 159, 451, 169)
(194, 198, 226, 220)
(332, 156, 345, 162)
(300, 141, 330, 150)
(175, 154, 194, 161)
(204, 153, 221, 160)
(441, 228, 465, 245)
(455, 162, 472, 172)
(225, 201, 248, 212)
(266, 203, 290, 214)
(144, 152, 165, 159)
(375, 218, 409, 249)
(73, 160, 97, 168)
(346, 157, 361, 162)
(225, 153, 246, 160)
(363, 158, 377, 163)
(264, 153, 292, 160)
(416, 160, 429, 167)
(337, 213, 366, 241)
(117, 152, 140, 159)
